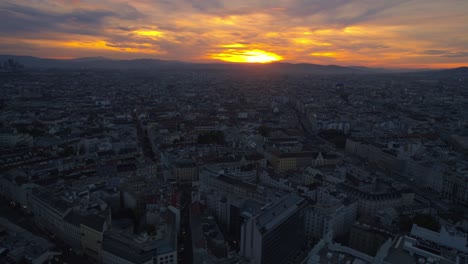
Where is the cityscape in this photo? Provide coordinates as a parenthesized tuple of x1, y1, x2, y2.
(1, 1, 468, 264)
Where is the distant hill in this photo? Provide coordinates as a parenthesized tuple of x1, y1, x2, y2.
(347, 66, 431, 73)
(0, 55, 187, 69)
(69, 56, 109, 62)
(0, 54, 372, 74)
(0, 54, 465, 75)
(402, 66, 468, 78)
(437, 67, 468, 75)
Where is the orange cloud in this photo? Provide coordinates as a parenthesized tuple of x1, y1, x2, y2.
(310, 52, 337, 57)
(1, 0, 467, 68)
(133, 30, 163, 38)
(221, 43, 247, 48)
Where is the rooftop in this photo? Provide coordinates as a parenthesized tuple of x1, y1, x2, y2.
(256, 193, 305, 232)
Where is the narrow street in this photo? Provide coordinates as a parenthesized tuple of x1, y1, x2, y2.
(178, 187, 193, 264)
(132, 112, 155, 160)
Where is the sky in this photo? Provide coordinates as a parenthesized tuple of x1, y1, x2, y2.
(0, 0, 467, 68)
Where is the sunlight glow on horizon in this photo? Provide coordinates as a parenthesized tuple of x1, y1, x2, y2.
(211, 49, 283, 63)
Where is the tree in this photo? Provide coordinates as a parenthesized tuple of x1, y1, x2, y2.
(79, 145, 86, 155)
(197, 131, 225, 144)
(319, 129, 347, 149)
(413, 214, 441, 231)
(145, 224, 156, 235)
(61, 145, 75, 157)
(398, 214, 440, 232)
(258, 125, 270, 137)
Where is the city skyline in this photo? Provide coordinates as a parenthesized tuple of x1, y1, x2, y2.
(1, 0, 467, 68)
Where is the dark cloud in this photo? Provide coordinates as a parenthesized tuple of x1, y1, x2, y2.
(338, 1, 409, 26)
(116, 26, 136, 32)
(0, 3, 144, 36)
(423, 50, 447, 55)
(335, 43, 390, 51)
(421, 50, 468, 57)
(0, 42, 40, 51)
(443, 52, 468, 58)
(105, 42, 157, 50)
(187, 0, 224, 12)
(288, 0, 411, 28)
(283, 0, 349, 18)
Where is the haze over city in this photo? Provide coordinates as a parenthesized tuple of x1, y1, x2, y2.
(0, 0, 467, 68)
(1, 1, 468, 264)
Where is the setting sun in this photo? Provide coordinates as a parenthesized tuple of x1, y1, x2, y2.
(212, 49, 283, 63)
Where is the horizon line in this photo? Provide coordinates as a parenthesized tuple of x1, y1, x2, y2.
(1, 53, 466, 70)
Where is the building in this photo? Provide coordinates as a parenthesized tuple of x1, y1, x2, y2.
(0, 128, 33, 148)
(305, 197, 358, 241)
(402, 224, 468, 264)
(240, 194, 307, 264)
(269, 151, 341, 173)
(102, 230, 177, 264)
(305, 230, 393, 264)
(80, 213, 110, 260)
(339, 184, 414, 217)
(190, 203, 229, 263)
(0, 218, 61, 264)
(0, 170, 36, 214)
(172, 161, 198, 184)
(345, 138, 405, 173)
(199, 170, 265, 201)
(30, 187, 111, 261)
(348, 221, 395, 256)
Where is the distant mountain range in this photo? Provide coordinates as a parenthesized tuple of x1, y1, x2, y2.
(0, 54, 466, 75)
